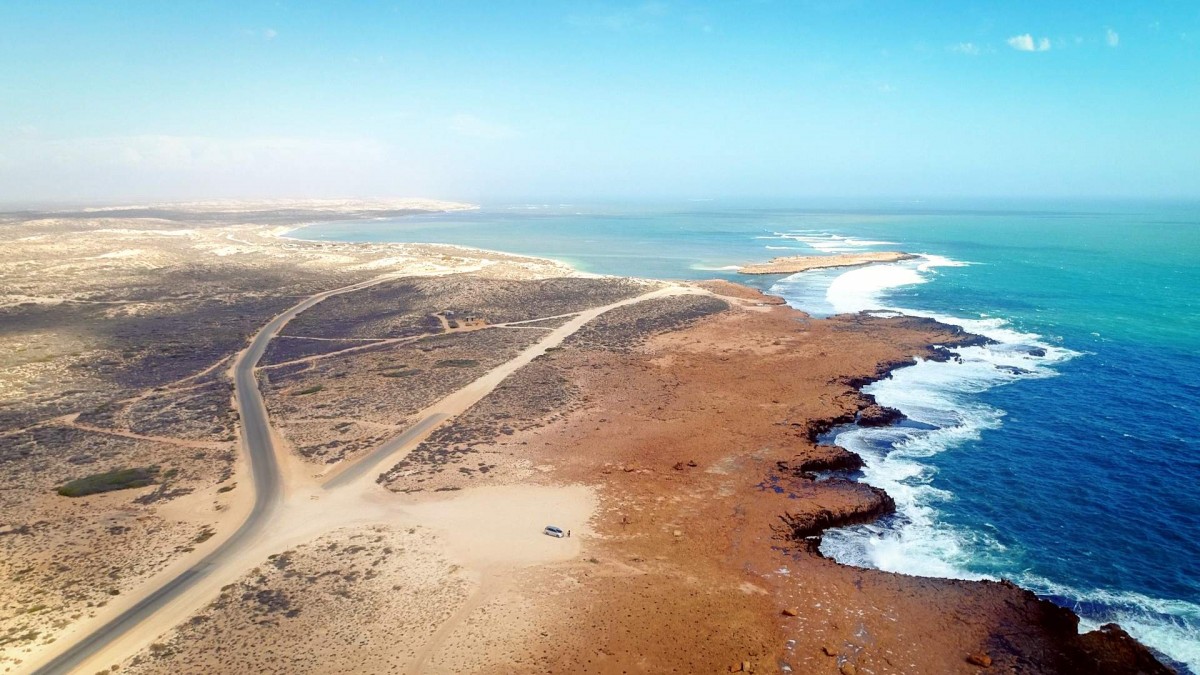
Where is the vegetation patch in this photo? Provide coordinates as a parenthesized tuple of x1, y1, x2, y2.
(434, 359, 479, 368)
(56, 466, 160, 497)
(292, 385, 324, 396)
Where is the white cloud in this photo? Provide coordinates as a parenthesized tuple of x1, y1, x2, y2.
(241, 28, 278, 41)
(1007, 33, 1051, 52)
(447, 114, 517, 141)
(1106, 28, 1120, 47)
(951, 42, 981, 56)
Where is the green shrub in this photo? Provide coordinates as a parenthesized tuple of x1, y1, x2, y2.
(56, 467, 160, 497)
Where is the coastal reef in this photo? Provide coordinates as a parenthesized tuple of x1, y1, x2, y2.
(738, 251, 918, 274)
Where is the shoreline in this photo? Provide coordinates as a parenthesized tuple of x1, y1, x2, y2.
(1, 203, 1176, 673)
(274, 209, 618, 282)
(274, 208, 1172, 665)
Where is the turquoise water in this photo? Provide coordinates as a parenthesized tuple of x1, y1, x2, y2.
(300, 201, 1200, 670)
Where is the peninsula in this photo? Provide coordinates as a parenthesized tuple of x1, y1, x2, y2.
(739, 251, 918, 274)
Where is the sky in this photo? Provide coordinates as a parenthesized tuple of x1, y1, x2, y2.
(1, 1, 1198, 203)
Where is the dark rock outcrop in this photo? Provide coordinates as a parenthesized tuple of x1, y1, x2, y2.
(976, 582, 1177, 675)
(856, 403, 905, 427)
(776, 480, 895, 541)
(777, 445, 864, 477)
(1078, 623, 1177, 675)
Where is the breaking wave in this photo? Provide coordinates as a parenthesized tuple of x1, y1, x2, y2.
(767, 239, 1198, 673)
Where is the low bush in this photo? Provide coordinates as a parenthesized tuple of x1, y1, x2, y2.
(57, 466, 160, 497)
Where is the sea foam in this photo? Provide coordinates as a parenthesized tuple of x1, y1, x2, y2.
(769, 243, 1198, 673)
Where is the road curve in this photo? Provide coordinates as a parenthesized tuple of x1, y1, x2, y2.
(30, 277, 393, 675)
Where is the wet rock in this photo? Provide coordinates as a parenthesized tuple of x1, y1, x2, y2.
(777, 480, 895, 540)
(1078, 623, 1175, 675)
(974, 582, 1175, 674)
(793, 411, 858, 442)
(856, 403, 905, 427)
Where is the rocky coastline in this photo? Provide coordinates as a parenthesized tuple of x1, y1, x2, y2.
(764, 301, 1174, 674)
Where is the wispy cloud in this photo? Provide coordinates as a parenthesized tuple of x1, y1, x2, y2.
(1007, 33, 1051, 52)
(447, 114, 517, 141)
(1106, 28, 1120, 47)
(242, 27, 278, 41)
(950, 42, 981, 56)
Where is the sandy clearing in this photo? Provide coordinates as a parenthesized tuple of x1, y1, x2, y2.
(404, 484, 594, 569)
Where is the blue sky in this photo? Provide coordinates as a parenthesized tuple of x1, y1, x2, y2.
(1, 1, 1197, 202)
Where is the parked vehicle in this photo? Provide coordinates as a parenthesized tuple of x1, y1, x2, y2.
(543, 525, 565, 538)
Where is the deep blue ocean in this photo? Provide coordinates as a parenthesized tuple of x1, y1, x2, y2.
(299, 201, 1200, 671)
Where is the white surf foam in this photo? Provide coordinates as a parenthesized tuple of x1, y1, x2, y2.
(825, 263, 928, 314)
(1019, 575, 1200, 673)
(771, 231, 900, 253)
(768, 242, 1200, 672)
(770, 251, 1077, 587)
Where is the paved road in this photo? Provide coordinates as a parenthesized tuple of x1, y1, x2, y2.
(31, 279, 386, 675)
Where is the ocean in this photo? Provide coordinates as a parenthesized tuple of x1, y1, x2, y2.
(299, 200, 1200, 671)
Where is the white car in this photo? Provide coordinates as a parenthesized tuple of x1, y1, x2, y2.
(543, 525, 565, 538)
